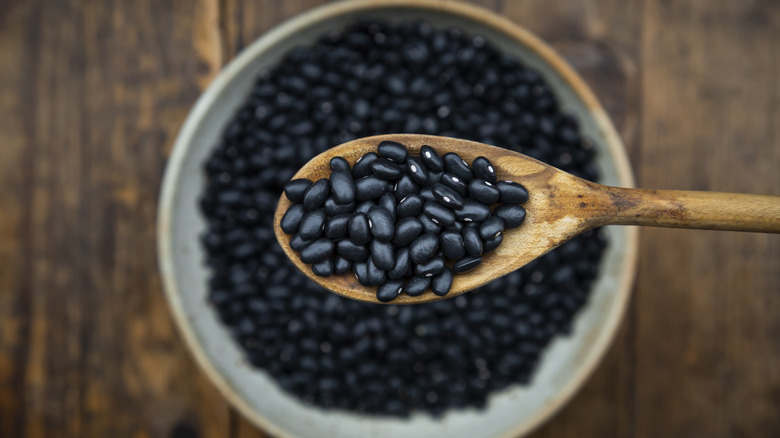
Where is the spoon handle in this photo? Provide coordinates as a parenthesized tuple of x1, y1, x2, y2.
(591, 187, 780, 233)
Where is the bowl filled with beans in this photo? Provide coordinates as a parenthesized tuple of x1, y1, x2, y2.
(157, 1, 638, 437)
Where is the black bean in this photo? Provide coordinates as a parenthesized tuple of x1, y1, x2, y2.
(367, 259, 386, 285)
(289, 233, 308, 251)
(311, 258, 334, 277)
(440, 231, 466, 260)
(440, 173, 468, 196)
(324, 213, 350, 239)
(409, 233, 439, 264)
(397, 194, 424, 218)
(468, 179, 500, 205)
(388, 247, 411, 280)
(394, 174, 418, 201)
(419, 187, 436, 202)
(493, 204, 527, 228)
(303, 179, 330, 210)
(462, 225, 483, 257)
(300, 238, 334, 264)
(497, 180, 529, 204)
(367, 206, 394, 241)
(337, 240, 369, 262)
(423, 201, 456, 227)
(406, 157, 429, 185)
(280, 203, 305, 234)
(418, 214, 441, 234)
(330, 156, 351, 173)
(355, 200, 375, 214)
(371, 158, 403, 180)
(284, 179, 312, 203)
(353, 261, 370, 286)
(352, 152, 379, 178)
(298, 210, 326, 240)
(479, 216, 505, 240)
(431, 268, 453, 296)
(378, 193, 397, 221)
(427, 171, 442, 185)
(483, 233, 503, 253)
(377, 140, 408, 163)
(377, 278, 405, 302)
(431, 183, 464, 208)
(371, 240, 395, 270)
(404, 276, 431, 296)
(472, 156, 497, 183)
(452, 256, 482, 273)
(445, 221, 464, 233)
(329, 171, 355, 204)
(455, 199, 491, 223)
(393, 217, 423, 247)
(355, 176, 390, 201)
(420, 145, 443, 172)
(442, 153, 474, 182)
(324, 198, 355, 216)
(333, 256, 352, 275)
(348, 213, 371, 245)
(415, 256, 445, 277)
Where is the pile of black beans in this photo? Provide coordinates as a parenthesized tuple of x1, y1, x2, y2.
(199, 18, 608, 417)
(280, 141, 530, 302)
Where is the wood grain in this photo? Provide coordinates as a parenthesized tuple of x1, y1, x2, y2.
(1, 0, 778, 437)
(0, 0, 231, 437)
(635, 1, 780, 437)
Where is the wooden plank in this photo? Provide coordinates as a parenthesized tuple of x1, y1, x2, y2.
(636, 1, 780, 437)
(221, 0, 331, 60)
(0, 1, 36, 436)
(0, 0, 231, 436)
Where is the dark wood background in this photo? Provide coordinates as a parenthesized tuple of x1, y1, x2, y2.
(1, 0, 778, 437)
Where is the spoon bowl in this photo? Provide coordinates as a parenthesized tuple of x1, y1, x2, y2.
(275, 134, 780, 304)
(275, 134, 586, 304)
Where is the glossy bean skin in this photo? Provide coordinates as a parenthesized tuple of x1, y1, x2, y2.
(472, 156, 497, 183)
(329, 171, 355, 205)
(300, 238, 334, 264)
(431, 267, 453, 296)
(330, 156, 351, 173)
(420, 145, 443, 172)
(497, 180, 529, 204)
(348, 213, 371, 245)
(280, 204, 305, 234)
(493, 204, 527, 228)
(404, 276, 431, 296)
(284, 179, 312, 203)
(393, 217, 423, 247)
(453, 256, 482, 273)
(377, 140, 408, 163)
(302, 179, 330, 210)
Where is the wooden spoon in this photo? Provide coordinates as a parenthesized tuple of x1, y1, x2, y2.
(274, 134, 780, 304)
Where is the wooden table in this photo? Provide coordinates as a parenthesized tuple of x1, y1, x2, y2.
(1, 1, 778, 436)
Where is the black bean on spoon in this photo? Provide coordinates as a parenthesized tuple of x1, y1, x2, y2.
(278, 136, 528, 303)
(275, 134, 780, 304)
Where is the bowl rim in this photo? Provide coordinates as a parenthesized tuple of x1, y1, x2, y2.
(157, 1, 639, 437)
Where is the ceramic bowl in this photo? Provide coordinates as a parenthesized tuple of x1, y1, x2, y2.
(158, 1, 638, 437)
